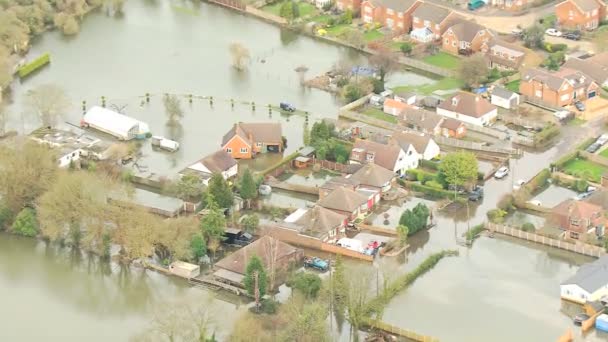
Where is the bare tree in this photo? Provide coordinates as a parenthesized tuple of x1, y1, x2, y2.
(25, 84, 70, 127)
(264, 235, 281, 291)
(163, 94, 183, 126)
(458, 54, 489, 89)
(368, 46, 400, 84)
(229, 42, 250, 71)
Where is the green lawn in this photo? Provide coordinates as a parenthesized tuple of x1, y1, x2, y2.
(310, 14, 332, 24)
(600, 148, 608, 159)
(362, 107, 398, 124)
(262, 1, 317, 17)
(422, 52, 461, 70)
(562, 158, 607, 183)
(505, 80, 520, 93)
(392, 77, 464, 96)
(568, 118, 586, 126)
(326, 24, 351, 36)
(363, 29, 384, 42)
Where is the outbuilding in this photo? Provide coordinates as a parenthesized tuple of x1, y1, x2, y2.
(561, 255, 608, 304)
(82, 106, 145, 141)
(490, 87, 520, 109)
(169, 261, 200, 279)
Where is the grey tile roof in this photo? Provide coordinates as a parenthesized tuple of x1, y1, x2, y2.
(521, 68, 566, 91)
(351, 139, 402, 171)
(222, 122, 282, 146)
(412, 2, 451, 24)
(445, 20, 491, 43)
(564, 58, 608, 85)
(390, 131, 433, 155)
(491, 87, 517, 100)
(562, 255, 608, 293)
(200, 150, 237, 173)
(400, 108, 443, 133)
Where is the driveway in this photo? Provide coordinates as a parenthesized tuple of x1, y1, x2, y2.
(545, 35, 596, 53)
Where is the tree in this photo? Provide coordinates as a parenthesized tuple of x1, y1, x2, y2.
(166, 174, 204, 201)
(303, 123, 311, 146)
(521, 222, 535, 232)
(288, 272, 322, 299)
(0, 10, 30, 53)
(399, 203, 429, 235)
(163, 94, 184, 126)
(243, 255, 268, 301)
(438, 151, 479, 196)
(155, 216, 201, 262)
(241, 214, 260, 234)
(25, 84, 70, 127)
(279, 1, 299, 20)
(190, 233, 207, 262)
(239, 168, 257, 208)
(396, 224, 409, 247)
(12, 207, 38, 237)
(399, 42, 413, 55)
(343, 83, 363, 103)
(206, 173, 234, 209)
(229, 42, 250, 71)
(523, 25, 545, 49)
(281, 299, 329, 342)
(200, 194, 226, 260)
(458, 54, 489, 88)
(593, 29, 608, 52)
(369, 47, 399, 84)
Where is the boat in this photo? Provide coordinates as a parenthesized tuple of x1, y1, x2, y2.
(259, 184, 272, 196)
(151, 136, 180, 152)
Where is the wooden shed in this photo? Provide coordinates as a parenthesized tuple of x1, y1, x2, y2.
(169, 261, 200, 279)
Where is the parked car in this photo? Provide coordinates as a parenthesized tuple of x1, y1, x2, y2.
(280, 102, 296, 112)
(545, 28, 562, 37)
(574, 100, 586, 112)
(527, 200, 542, 206)
(511, 28, 523, 37)
(573, 313, 590, 325)
(494, 166, 509, 179)
(554, 110, 573, 122)
(234, 232, 253, 246)
(303, 256, 329, 271)
(573, 191, 594, 201)
(587, 143, 601, 153)
(597, 134, 608, 146)
(468, 0, 485, 10)
(468, 186, 484, 201)
(563, 31, 581, 40)
(369, 94, 384, 107)
(513, 179, 526, 190)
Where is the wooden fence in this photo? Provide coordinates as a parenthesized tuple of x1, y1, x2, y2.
(321, 243, 374, 261)
(358, 223, 397, 237)
(312, 159, 349, 173)
(464, 122, 508, 140)
(487, 223, 606, 258)
(497, 113, 545, 130)
(363, 319, 439, 342)
(522, 95, 563, 112)
(579, 150, 608, 168)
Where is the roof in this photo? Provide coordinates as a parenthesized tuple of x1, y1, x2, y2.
(563, 58, 608, 85)
(318, 186, 368, 213)
(565, 0, 603, 12)
(412, 2, 451, 23)
(445, 20, 491, 43)
(521, 68, 567, 91)
(369, 0, 419, 12)
(394, 90, 416, 99)
(349, 163, 395, 188)
(351, 139, 403, 171)
(83, 106, 142, 138)
(321, 175, 361, 192)
(400, 108, 443, 132)
(222, 122, 282, 146)
(587, 191, 608, 210)
(438, 92, 497, 118)
(188, 150, 237, 174)
(111, 188, 184, 216)
(492, 87, 518, 100)
(299, 146, 315, 156)
(440, 117, 464, 130)
(170, 261, 199, 271)
(384, 98, 409, 111)
(562, 255, 608, 293)
(551, 199, 605, 233)
(215, 236, 298, 275)
(390, 131, 433, 154)
(291, 205, 347, 238)
(588, 52, 608, 68)
(486, 39, 526, 69)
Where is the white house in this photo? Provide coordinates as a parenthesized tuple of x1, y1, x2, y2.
(314, 0, 331, 8)
(82, 106, 144, 140)
(180, 150, 238, 185)
(390, 131, 440, 161)
(437, 92, 498, 126)
(561, 255, 608, 304)
(349, 139, 419, 176)
(490, 87, 520, 109)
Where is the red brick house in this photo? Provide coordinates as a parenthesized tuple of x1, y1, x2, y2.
(551, 199, 606, 239)
(442, 21, 494, 55)
(555, 0, 607, 31)
(221, 122, 283, 159)
(519, 67, 600, 107)
(481, 38, 527, 70)
(337, 0, 362, 12)
(361, 0, 422, 32)
(410, 3, 462, 42)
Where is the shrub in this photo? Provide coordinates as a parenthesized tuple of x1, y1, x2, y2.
(425, 180, 443, 190)
(574, 179, 589, 192)
(260, 298, 279, 314)
(534, 124, 560, 145)
(419, 159, 440, 170)
(487, 208, 507, 224)
(553, 151, 578, 170)
(400, 42, 413, 55)
(521, 222, 535, 232)
(399, 203, 430, 235)
(526, 168, 551, 192)
(12, 208, 38, 237)
(287, 272, 322, 299)
(409, 182, 457, 199)
(0, 204, 12, 230)
(17, 53, 51, 78)
(464, 224, 485, 242)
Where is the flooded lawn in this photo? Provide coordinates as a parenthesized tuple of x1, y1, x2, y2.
(382, 236, 595, 342)
(277, 168, 335, 186)
(261, 189, 317, 209)
(532, 185, 578, 208)
(505, 211, 547, 230)
(368, 197, 438, 228)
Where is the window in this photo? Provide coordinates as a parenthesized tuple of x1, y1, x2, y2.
(256, 142, 262, 147)
(365, 7, 372, 13)
(240, 147, 248, 153)
(560, 93, 570, 101)
(452, 41, 456, 47)
(387, 8, 394, 15)
(444, 38, 449, 44)
(414, 17, 419, 23)
(479, 30, 485, 36)
(568, 10, 574, 17)
(535, 90, 542, 97)
(570, 219, 580, 226)
(226, 148, 232, 153)
(398, 12, 403, 18)
(593, 9, 598, 15)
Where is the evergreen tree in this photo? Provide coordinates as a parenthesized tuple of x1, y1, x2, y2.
(206, 173, 234, 209)
(239, 168, 257, 208)
(243, 255, 268, 298)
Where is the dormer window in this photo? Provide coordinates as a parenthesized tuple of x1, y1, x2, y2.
(451, 97, 459, 106)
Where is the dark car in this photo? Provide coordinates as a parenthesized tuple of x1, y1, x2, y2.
(234, 232, 253, 246)
(468, 186, 484, 202)
(280, 102, 296, 112)
(587, 143, 601, 153)
(574, 100, 586, 112)
(573, 313, 590, 325)
(563, 31, 581, 40)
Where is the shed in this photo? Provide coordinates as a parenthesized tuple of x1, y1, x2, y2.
(298, 146, 315, 157)
(169, 261, 200, 279)
(82, 106, 143, 141)
(293, 156, 311, 168)
(491, 87, 520, 109)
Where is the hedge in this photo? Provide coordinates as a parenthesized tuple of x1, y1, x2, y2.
(17, 53, 51, 78)
(524, 168, 551, 192)
(464, 224, 485, 242)
(408, 182, 460, 199)
(577, 137, 596, 151)
(553, 150, 579, 169)
(534, 124, 560, 145)
(258, 151, 299, 175)
(419, 159, 440, 171)
(406, 168, 437, 184)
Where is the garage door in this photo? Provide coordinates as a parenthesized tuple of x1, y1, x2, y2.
(589, 91, 597, 98)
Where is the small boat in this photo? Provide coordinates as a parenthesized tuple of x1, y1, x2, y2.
(151, 136, 180, 152)
(259, 184, 272, 196)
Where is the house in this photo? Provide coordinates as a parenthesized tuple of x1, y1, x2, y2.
(399, 107, 443, 136)
(81, 106, 147, 141)
(221, 122, 283, 159)
(29, 127, 113, 168)
(390, 131, 440, 160)
(349, 162, 396, 193)
(481, 38, 527, 70)
(491, 87, 520, 109)
(564, 57, 608, 88)
(442, 21, 494, 55)
(561, 255, 608, 304)
(213, 235, 302, 290)
(318, 186, 370, 220)
(350, 139, 417, 175)
(394, 91, 417, 105)
(337, 0, 362, 11)
(440, 117, 467, 138)
(551, 199, 606, 239)
(519, 68, 600, 107)
(319, 175, 361, 198)
(437, 92, 498, 126)
(282, 206, 348, 243)
(588, 51, 608, 68)
(555, 0, 607, 31)
(383, 98, 410, 116)
(361, 0, 422, 32)
(411, 3, 462, 42)
(490, 0, 530, 10)
(179, 150, 238, 185)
